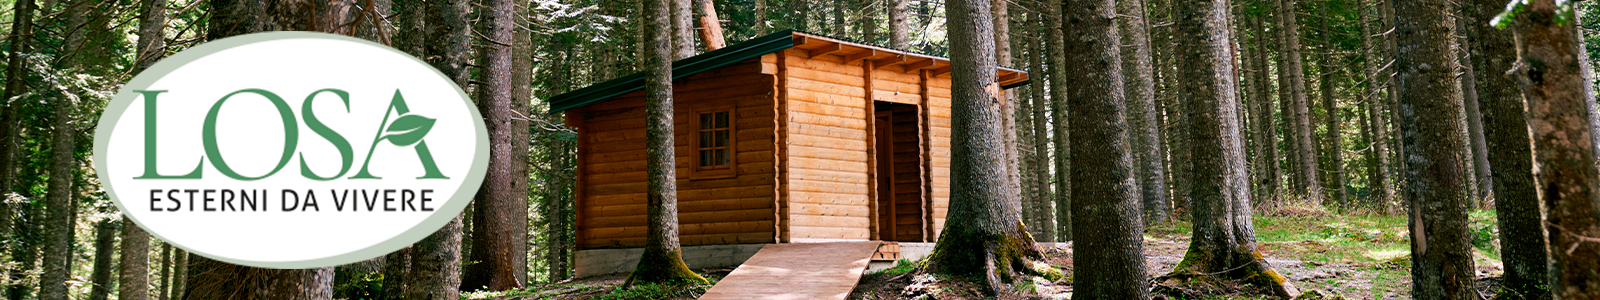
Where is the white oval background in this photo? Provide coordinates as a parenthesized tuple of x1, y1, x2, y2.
(96, 32, 487, 268)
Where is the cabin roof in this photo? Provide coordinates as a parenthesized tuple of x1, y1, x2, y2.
(548, 30, 1031, 113)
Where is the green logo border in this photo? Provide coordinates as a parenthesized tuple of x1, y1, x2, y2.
(93, 31, 490, 269)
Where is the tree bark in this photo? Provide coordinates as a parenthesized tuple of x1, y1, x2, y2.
(463, 0, 529, 290)
(402, 0, 470, 296)
(88, 220, 118, 300)
(1119, 0, 1165, 226)
(0, 0, 35, 247)
(1061, 0, 1148, 298)
(754, 0, 767, 35)
(625, 0, 708, 287)
(159, 244, 172, 300)
(991, 0, 1024, 251)
(1169, 0, 1299, 298)
(1512, 1, 1600, 298)
(672, 0, 693, 59)
(1393, 0, 1477, 298)
(186, 257, 335, 300)
(1455, 13, 1491, 206)
(1316, 2, 1345, 206)
(1276, 0, 1320, 200)
(39, 2, 88, 298)
(1358, 0, 1392, 207)
(1246, 6, 1280, 206)
(119, 1, 164, 297)
(889, 0, 908, 49)
(925, 0, 1055, 294)
(695, 0, 724, 50)
(1025, 13, 1055, 242)
(1045, 0, 1071, 241)
(119, 223, 149, 300)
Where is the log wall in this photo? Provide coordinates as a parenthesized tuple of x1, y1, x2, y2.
(779, 48, 874, 241)
(573, 57, 780, 249)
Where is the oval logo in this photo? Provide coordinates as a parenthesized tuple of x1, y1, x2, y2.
(94, 32, 488, 268)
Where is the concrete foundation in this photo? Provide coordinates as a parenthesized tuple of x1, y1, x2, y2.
(574, 242, 1071, 278)
(574, 244, 766, 278)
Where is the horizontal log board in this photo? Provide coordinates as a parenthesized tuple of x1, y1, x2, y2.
(576, 69, 780, 249)
(699, 242, 881, 300)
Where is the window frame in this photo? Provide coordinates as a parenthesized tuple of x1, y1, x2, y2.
(691, 107, 737, 179)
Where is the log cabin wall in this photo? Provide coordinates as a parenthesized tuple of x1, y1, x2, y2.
(924, 75, 952, 239)
(778, 48, 875, 241)
(571, 57, 781, 249)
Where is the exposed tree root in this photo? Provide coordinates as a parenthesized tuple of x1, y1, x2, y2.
(1162, 246, 1300, 299)
(623, 248, 707, 287)
(922, 228, 1062, 295)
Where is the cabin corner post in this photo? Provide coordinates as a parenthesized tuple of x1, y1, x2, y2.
(566, 108, 588, 249)
(775, 51, 791, 243)
(919, 69, 935, 243)
(864, 60, 880, 241)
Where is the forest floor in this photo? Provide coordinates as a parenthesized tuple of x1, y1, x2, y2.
(463, 268, 729, 299)
(849, 203, 1508, 300)
(472, 203, 1507, 300)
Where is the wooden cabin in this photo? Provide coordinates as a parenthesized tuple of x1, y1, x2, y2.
(551, 30, 1030, 250)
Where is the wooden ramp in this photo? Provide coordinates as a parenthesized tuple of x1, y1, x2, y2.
(699, 242, 882, 300)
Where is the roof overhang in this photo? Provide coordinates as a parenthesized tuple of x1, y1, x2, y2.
(548, 30, 1032, 113)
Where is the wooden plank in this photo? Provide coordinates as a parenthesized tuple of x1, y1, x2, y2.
(843, 49, 880, 63)
(871, 54, 908, 69)
(808, 43, 845, 58)
(788, 133, 868, 151)
(789, 191, 870, 205)
(699, 242, 880, 300)
(776, 52, 791, 243)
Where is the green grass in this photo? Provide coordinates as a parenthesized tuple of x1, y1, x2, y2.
(867, 259, 918, 276)
(596, 280, 715, 300)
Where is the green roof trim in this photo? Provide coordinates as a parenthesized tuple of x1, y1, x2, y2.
(548, 30, 799, 113)
(548, 29, 1032, 113)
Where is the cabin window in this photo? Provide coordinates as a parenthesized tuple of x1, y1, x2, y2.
(694, 109, 736, 178)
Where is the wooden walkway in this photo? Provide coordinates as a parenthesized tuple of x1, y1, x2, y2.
(698, 242, 882, 300)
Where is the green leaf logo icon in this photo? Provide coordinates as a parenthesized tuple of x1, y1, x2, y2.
(382, 114, 436, 147)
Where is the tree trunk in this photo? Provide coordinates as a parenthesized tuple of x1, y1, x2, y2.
(672, 0, 693, 59)
(1455, 13, 1491, 206)
(1169, 0, 1300, 298)
(159, 244, 172, 300)
(119, 1, 164, 297)
(1381, 0, 1406, 200)
(171, 251, 187, 299)
(754, 0, 767, 35)
(380, 248, 410, 299)
(119, 223, 149, 300)
(463, 0, 530, 290)
(1316, 3, 1345, 206)
(1284, 0, 1320, 201)
(924, 0, 1055, 294)
(1061, 0, 1148, 298)
(38, 2, 88, 298)
(992, 0, 1026, 252)
(858, 0, 876, 42)
(889, 0, 908, 49)
(1024, 13, 1055, 242)
(1246, 7, 1280, 206)
(1119, 0, 1165, 226)
(88, 220, 117, 300)
(625, 0, 708, 287)
(186, 257, 335, 300)
(1045, 0, 1071, 242)
(1358, 0, 1391, 207)
(1393, 0, 1477, 298)
(0, 0, 36, 248)
(403, 0, 470, 297)
(1512, 1, 1600, 298)
(1164, 0, 1193, 216)
(695, 0, 724, 50)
